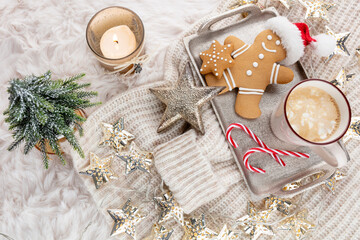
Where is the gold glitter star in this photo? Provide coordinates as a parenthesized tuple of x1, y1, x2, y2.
(298, 0, 335, 21)
(150, 64, 224, 134)
(99, 118, 135, 152)
(154, 191, 184, 225)
(278, 209, 315, 240)
(79, 152, 116, 189)
(145, 224, 174, 240)
(264, 196, 293, 215)
(107, 199, 145, 239)
(236, 201, 274, 240)
(116, 142, 153, 175)
(325, 26, 351, 62)
(215, 225, 239, 240)
(344, 117, 360, 142)
(330, 68, 355, 93)
(183, 214, 217, 240)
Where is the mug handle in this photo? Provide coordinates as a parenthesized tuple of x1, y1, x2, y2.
(309, 141, 350, 168)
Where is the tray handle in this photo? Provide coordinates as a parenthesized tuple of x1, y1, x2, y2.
(275, 140, 350, 196)
(274, 169, 333, 196)
(197, 4, 263, 34)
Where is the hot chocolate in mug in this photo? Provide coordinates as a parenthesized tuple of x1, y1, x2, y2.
(271, 79, 351, 168)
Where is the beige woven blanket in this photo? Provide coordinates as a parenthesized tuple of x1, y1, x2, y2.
(70, 0, 360, 239)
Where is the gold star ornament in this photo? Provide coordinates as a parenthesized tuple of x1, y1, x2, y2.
(330, 68, 355, 93)
(215, 225, 239, 240)
(298, 0, 335, 21)
(145, 224, 174, 240)
(79, 152, 116, 189)
(325, 26, 351, 62)
(107, 199, 145, 239)
(344, 117, 360, 142)
(99, 118, 135, 152)
(154, 191, 184, 225)
(264, 196, 293, 215)
(150, 64, 224, 134)
(278, 209, 315, 240)
(183, 214, 217, 240)
(236, 201, 274, 240)
(116, 142, 153, 175)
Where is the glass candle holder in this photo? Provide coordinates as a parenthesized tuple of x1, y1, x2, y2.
(86, 7, 145, 72)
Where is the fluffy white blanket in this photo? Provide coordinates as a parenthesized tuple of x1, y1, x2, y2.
(0, 0, 218, 239)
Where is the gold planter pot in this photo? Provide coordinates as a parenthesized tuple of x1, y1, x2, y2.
(34, 109, 87, 155)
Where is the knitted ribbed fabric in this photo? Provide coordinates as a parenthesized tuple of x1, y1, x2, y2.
(69, 0, 360, 239)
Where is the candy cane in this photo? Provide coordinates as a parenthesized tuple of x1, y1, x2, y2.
(226, 123, 310, 174)
(226, 123, 284, 166)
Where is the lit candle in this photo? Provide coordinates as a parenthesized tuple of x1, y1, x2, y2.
(100, 25, 137, 59)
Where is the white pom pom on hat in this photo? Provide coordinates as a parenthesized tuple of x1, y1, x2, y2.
(265, 16, 336, 65)
(310, 33, 337, 57)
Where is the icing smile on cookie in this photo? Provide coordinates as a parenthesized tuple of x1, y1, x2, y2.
(262, 42, 276, 53)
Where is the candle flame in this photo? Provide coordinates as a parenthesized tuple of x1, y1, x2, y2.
(113, 34, 118, 44)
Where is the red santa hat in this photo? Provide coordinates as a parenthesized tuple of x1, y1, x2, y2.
(265, 16, 336, 66)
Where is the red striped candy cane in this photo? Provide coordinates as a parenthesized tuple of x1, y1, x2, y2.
(226, 123, 310, 174)
(226, 123, 284, 166)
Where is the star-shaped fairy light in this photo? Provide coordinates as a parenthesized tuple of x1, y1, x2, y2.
(79, 152, 116, 189)
(278, 209, 315, 240)
(356, 46, 360, 65)
(99, 118, 135, 152)
(311, 170, 346, 194)
(277, 0, 294, 9)
(325, 26, 351, 62)
(298, 0, 335, 21)
(320, 170, 346, 194)
(282, 181, 301, 191)
(231, 0, 265, 16)
(344, 117, 360, 142)
(264, 196, 293, 215)
(231, 0, 258, 8)
(215, 225, 239, 240)
(183, 214, 217, 240)
(154, 191, 184, 225)
(236, 201, 274, 240)
(145, 224, 174, 240)
(199, 40, 234, 78)
(116, 142, 153, 175)
(150, 64, 224, 134)
(330, 68, 355, 93)
(107, 199, 145, 238)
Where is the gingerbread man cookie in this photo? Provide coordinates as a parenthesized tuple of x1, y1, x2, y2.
(205, 30, 294, 119)
(203, 16, 336, 119)
(200, 40, 235, 79)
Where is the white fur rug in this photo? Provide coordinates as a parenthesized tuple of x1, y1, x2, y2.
(0, 0, 218, 239)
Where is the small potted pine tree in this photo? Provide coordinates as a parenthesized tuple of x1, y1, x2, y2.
(4, 71, 101, 168)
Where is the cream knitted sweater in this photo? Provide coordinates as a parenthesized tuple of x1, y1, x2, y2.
(70, 0, 360, 239)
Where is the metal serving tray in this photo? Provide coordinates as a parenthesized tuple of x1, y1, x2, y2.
(184, 5, 349, 199)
